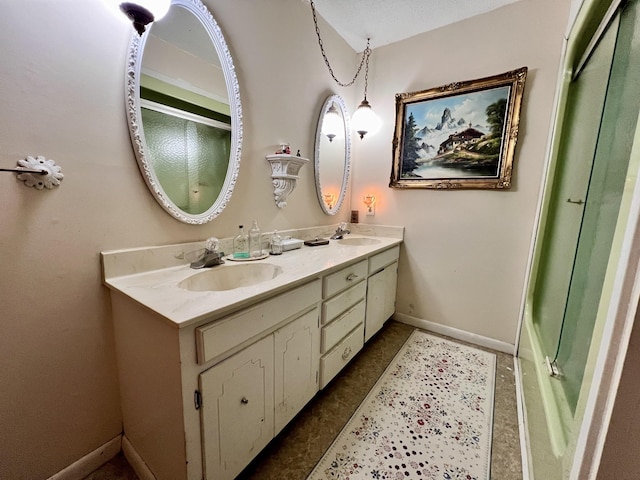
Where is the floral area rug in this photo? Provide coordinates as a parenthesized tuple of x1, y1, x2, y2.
(307, 330, 496, 480)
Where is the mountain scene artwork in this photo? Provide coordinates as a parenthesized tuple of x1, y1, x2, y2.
(401, 85, 510, 180)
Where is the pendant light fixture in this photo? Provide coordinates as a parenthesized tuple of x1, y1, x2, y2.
(309, 0, 380, 139)
(105, 0, 171, 35)
(351, 52, 381, 139)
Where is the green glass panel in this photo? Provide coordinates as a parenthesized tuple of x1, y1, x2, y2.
(531, 15, 617, 357)
(557, 0, 640, 413)
(142, 108, 231, 214)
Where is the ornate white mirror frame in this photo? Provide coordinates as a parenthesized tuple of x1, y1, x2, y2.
(125, 0, 242, 224)
(314, 94, 351, 215)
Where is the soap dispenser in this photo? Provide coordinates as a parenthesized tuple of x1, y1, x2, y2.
(233, 225, 249, 259)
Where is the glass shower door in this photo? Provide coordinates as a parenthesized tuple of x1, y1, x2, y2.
(531, 11, 618, 370)
(554, 0, 640, 413)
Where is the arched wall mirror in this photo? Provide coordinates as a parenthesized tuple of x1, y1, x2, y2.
(125, 0, 242, 224)
(314, 94, 351, 215)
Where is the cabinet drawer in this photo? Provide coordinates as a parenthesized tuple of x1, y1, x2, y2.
(196, 279, 321, 365)
(321, 300, 365, 353)
(319, 323, 364, 389)
(369, 245, 400, 273)
(322, 281, 366, 325)
(323, 260, 367, 298)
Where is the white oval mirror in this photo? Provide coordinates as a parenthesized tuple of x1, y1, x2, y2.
(314, 95, 351, 215)
(125, 0, 242, 224)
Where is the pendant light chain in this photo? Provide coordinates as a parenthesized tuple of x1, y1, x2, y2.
(309, 0, 380, 139)
(362, 42, 370, 100)
(309, 0, 371, 88)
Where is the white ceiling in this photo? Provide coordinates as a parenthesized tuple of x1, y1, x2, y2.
(311, 0, 523, 51)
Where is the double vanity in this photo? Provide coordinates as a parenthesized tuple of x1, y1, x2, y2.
(102, 225, 403, 480)
(112, 0, 398, 477)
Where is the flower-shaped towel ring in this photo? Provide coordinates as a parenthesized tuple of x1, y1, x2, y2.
(16, 156, 64, 190)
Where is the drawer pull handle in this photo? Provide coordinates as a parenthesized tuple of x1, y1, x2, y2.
(241, 397, 249, 405)
(342, 346, 352, 360)
(346, 273, 359, 281)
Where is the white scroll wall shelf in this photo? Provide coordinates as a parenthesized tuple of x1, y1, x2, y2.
(265, 154, 309, 208)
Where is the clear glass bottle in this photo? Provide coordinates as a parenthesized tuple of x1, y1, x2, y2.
(249, 220, 262, 258)
(270, 230, 283, 255)
(233, 225, 249, 259)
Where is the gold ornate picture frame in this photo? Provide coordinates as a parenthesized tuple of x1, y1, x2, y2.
(390, 67, 527, 189)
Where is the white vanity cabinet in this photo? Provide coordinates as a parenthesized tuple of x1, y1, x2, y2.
(273, 307, 320, 432)
(103, 230, 403, 480)
(199, 306, 319, 480)
(110, 279, 321, 480)
(365, 246, 400, 342)
(199, 335, 274, 480)
(318, 245, 400, 389)
(319, 260, 368, 388)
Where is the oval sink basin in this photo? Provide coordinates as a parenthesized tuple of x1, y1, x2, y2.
(338, 237, 381, 246)
(179, 263, 282, 292)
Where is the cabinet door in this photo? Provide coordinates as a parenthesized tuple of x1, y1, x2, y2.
(365, 262, 398, 342)
(382, 261, 398, 320)
(274, 308, 320, 433)
(200, 335, 274, 480)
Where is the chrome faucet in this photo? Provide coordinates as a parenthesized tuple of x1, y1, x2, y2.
(330, 222, 351, 240)
(190, 237, 225, 269)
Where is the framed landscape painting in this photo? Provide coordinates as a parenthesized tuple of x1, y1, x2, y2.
(390, 67, 527, 189)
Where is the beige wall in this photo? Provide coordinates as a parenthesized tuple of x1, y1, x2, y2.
(0, 1, 355, 478)
(353, 0, 571, 346)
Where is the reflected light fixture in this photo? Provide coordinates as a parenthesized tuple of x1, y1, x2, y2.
(107, 0, 171, 35)
(321, 103, 342, 142)
(363, 194, 376, 215)
(324, 193, 336, 209)
(309, 0, 380, 139)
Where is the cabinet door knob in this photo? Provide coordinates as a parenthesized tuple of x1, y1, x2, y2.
(346, 273, 358, 281)
(342, 346, 352, 360)
(241, 397, 249, 405)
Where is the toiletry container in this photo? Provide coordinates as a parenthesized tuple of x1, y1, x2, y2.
(233, 225, 249, 259)
(270, 230, 283, 255)
(249, 220, 262, 258)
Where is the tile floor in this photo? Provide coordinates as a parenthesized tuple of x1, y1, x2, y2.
(84, 321, 522, 480)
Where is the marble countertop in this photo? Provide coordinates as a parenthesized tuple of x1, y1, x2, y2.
(102, 225, 403, 329)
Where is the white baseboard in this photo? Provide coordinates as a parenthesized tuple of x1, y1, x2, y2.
(47, 435, 121, 480)
(393, 313, 516, 354)
(122, 435, 156, 480)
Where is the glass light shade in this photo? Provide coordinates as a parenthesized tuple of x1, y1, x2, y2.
(321, 104, 343, 142)
(352, 99, 381, 139)
(134, 0, 171, 18)
(104, 0, 171, 34)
